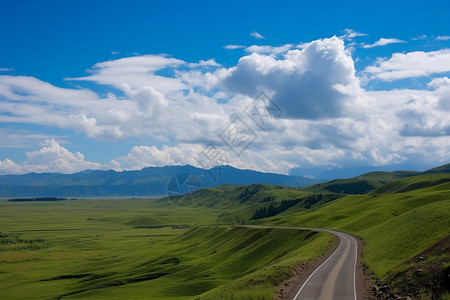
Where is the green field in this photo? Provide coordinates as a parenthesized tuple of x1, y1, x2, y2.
(0, 198, 333, 299)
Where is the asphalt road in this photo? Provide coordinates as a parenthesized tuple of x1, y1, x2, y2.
(237, 225, 358, 300)
(292, 230, 358, 300)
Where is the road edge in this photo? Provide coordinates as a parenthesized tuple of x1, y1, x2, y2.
(276, 234, 339, 300)
(234, 225, 367, 299)
(276, 230, 368, 300)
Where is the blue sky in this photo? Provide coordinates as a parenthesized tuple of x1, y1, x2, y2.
(1, 0, 450, 176)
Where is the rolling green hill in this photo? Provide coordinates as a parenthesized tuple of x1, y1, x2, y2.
(276, 173, 450, 298)
(162, 183, 340, 224)
(299, 169, 420, 194)
(299, 163, 450, 195)
(167, 163, 450, 298)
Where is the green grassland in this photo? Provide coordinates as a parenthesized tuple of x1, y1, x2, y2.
(0, 198, 333, 299)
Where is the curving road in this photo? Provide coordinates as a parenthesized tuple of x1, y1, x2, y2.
(292, 229, 358, 300)
(237, 225, 359, 300)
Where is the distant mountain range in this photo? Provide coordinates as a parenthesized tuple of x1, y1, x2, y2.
(0, 165, 320, 197)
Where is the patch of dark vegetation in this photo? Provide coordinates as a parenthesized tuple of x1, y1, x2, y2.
(0, 232, 51, 251)
(136, 256, 181, 270)
(79, 273, 111, 282)
(301, 193, 341, 209)
(8, 197, 68, 202)
(41, 273, 92, 281)
(57, 272, 168, 298)
(252, 199, 302, 219)
(159, 257, 180, 264)
(132, 224, 190, 229)
(324, 180, 375, 194)
(237, 184, 274, 203)
(251, 193, 341, 219)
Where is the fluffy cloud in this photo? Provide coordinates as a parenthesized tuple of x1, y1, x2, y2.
(362, 38, 406, 48)
(428, 77, 450, 111)
(0, 140, 110, 174)
(0, 75, 139, 141)
(0, 159, 22, 174)
(69, 55, 186, 94)
(365, 49, 450, 81)
(395, 77, 450, 137)
(0, 67, 228, 143)
(366, 83, 450, 138)
(428, 77, 450, 87)
(370, 147, 408, 166)
(221, 36, 362, 119)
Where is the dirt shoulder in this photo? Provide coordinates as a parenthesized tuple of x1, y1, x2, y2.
(275, 235, 338, 300)
(357, 237, 376, 300)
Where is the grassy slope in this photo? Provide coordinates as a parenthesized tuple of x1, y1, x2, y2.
(168, 227, 333, 300)
(0, 198, 334, 299)
(166, 183, 339, 225)
(299, 170, 419, 194)
(260, 174, 450, 277)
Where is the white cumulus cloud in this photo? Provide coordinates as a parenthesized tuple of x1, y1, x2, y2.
(0, 140, 113, 174)
(221, 36, 362, 120)
(365, 49, 450, 81)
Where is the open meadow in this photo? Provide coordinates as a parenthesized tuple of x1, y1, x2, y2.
(0, 198, 333, 299)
